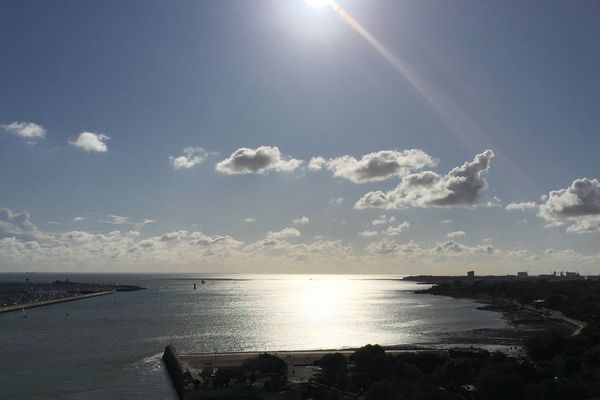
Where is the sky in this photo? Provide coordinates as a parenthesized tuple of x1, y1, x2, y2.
(1, 0, 599, 274)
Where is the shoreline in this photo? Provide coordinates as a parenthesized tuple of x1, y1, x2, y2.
(413, 287, 586, 340)
(0, 290, 114, 314)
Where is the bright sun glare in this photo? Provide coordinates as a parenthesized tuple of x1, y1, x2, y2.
(305, 0, 333, 8)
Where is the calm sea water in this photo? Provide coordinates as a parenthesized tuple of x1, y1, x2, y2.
(0, 273, 510, 399)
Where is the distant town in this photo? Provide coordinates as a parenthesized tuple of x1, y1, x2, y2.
(0, 279, 145, 313)
(404, 269, 597, 285)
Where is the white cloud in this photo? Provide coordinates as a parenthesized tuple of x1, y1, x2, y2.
(506, 201, 538, 211)
(293, 216, 310, 225)
(329, 197, 344, 206)
(565, 216, 600, 234)
(265, 227, 301, 240)
(366, 238, 495, 257)
(441, 219, 453, 224)
(169, 147, 212, 169)
(447, 230, 466, 238)
(3, 207, 600, 274)
(99, 214, 155, 229)
(355, 150, 495, 209)
(244, 218, 256, 223)
(0, 208, 38, 241)
(216, 146, 302, 175)
(308, 156, 327, 171)
(539, 178, 600, 233)
(372, 215, 396, 226)
(310, 149, 436, 183)
(68, 132, 109, 153)
(1, 121, 46, 140)
(382, 222, 410, 236)
(358, 230, 379, 237)
(73, 216, 87, 222)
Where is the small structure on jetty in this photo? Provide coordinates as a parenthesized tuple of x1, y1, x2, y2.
(162, 345, 357, 400)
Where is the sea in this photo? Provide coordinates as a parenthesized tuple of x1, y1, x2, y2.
(0, 273, 511, 399)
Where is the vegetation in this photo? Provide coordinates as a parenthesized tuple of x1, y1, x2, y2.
(422, 280, 600, 322)
(308, 280, 600, 399)
(311, 327, 600, 399)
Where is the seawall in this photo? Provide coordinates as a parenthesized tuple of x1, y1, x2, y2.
(0, 290, 114, 314)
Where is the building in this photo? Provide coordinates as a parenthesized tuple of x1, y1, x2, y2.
(467, 271, 475, 279)
(517, 272, 528, 278)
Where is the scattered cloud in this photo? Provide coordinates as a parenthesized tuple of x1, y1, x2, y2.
(3, 206, 600, 273)
(308, 149, 436, 183)
(293, 216, 310, 225)
(68, 132, 109, 153)
(447, 230, 466, 238)
(441, 219, 453, 224)
(382, 222, 410, 236)
(539, 178, 600, 233)
(0, 208, 38, 241)
(358, 230, 379, 237)
(216, 146, 302, 175)
(1, 121, 46, 141)
(355, 150, 495, 209)
(169, 147, 213, 169)
(328, 197, 344, 206)
(244, 218, 256, 223)
(99, 214, 155, 229)
(565, 216, 600, 234)
(73, 216, 87, 222)
(506, 201, 538, 211)
(482, 196, 503, 208)
(372, 215, 396, 226)
(366, 238, 496, 257)
(265, 227, 301, 240)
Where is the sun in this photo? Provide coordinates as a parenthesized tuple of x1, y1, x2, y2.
(305, 0, 333, 8)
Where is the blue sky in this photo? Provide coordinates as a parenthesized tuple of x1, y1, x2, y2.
(1, 0, 599, 274)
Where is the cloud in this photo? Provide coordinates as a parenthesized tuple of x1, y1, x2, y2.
(506, 201, 538, 211)
(1, 121, 46, 140)
(293, 216, 310, 225)
(216, 146, 302, 175)
(441, 219, 453, 224)
(565, 216, 600, 234)
(372, 215, 396, 226)
(328, 197, 344, 206)
(539, 178, 600, 233)
(99, 214, 155, 229)
(366, 238, 400, 254)
(355, 150, 495, 209)
(447, 230, 466, 238)
(244, 218, 256, 223)
(0, 208, 38, 240)
(265, 227, 301, 240)
(73, 216, 87, 222)
(358, 230, 379, 237)
(382, 222, 410, 236)
(309, 149, 436, 183)
(366, 238, 495, 257)
(68, 132, 109, 153)
(308, 156, 327, 171)
(169, 147, 212, 169)
(429, 240, 496, 256)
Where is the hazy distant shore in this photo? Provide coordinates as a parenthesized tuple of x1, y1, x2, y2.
(0, 280, 145, 314)
(405, 276, 585, 345)
(0, 290, 114, 314)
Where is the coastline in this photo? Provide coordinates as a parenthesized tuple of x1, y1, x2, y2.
(411, 286, 586, 348)
(0, 290, 114, 314)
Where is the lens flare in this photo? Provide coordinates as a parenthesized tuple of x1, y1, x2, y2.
(305, 0, 333, 8)
(317, 2, 534, 196)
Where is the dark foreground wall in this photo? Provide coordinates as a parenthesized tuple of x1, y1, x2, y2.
(163, 345, 193, 400)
